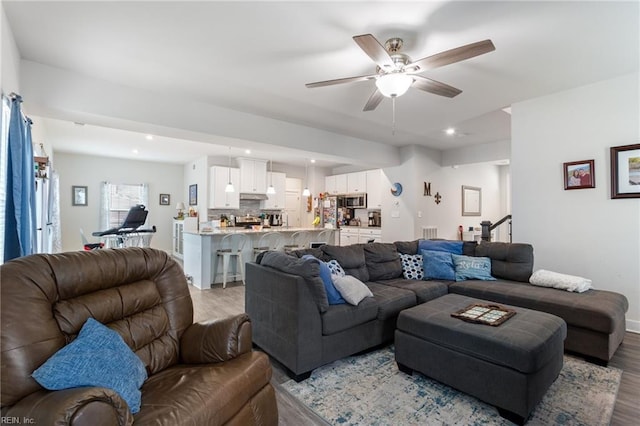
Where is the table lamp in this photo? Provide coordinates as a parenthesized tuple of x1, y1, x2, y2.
(175, 202, 186, 219)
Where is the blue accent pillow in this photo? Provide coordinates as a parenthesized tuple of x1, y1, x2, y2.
(400, 253, 424, 280)
(421, 249, 456, 281)
(302, 255, 345, 305)
(452, 254, 497, 281)
(32, 318, 147, 414)
(418, 239, 464, 255)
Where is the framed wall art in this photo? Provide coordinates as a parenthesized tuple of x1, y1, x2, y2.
(611, 143, 640, 199)
(72, 185, 88, 206)
(159, 193, 171, 206)
(563, 159, 595, 190)
(461, 186, 481, 216)
(189, 184, 198, 205)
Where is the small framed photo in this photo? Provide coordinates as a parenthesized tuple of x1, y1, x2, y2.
(159, 193, 171, 206)
(611, 143, 640, 199)
(72, 185, 88, 206)
(189, 184, 198, 205)
(563, 160, 595, 190)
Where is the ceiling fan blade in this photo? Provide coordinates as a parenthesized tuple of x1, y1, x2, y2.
(406, 39, 495, 72)
(353, 34, 396, 71)
(363, 89, 384, 111)
(306, 73, 377, 88)
(412, 75, 462, 98)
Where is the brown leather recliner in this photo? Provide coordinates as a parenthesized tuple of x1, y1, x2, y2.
(1, 248, 278, 425)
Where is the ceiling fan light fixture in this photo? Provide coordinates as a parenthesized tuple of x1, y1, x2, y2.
(376, 73, 413, 98)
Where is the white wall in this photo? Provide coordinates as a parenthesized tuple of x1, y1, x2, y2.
(512, 73, 640, 332)
(1, 6, 20, 94)
(379, 145, 508, 243)
(55, 153, 183, 253)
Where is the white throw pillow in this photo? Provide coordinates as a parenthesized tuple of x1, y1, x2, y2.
(331, 275, 373, 305)
(529, 269, 592, 293)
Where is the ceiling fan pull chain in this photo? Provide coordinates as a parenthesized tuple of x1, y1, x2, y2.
(392, 96, 396, 135)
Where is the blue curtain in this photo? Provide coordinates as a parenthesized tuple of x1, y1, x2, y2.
(3, 94, 36, 261)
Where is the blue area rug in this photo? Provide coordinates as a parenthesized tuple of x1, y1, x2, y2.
(281, 346, 622, 425)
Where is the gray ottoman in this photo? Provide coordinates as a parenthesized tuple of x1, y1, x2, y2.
(395, 294, 567, 425)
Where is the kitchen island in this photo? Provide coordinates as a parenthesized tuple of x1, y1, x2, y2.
(183, 227, 337, 289)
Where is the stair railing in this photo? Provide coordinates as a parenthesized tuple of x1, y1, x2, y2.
(480, 215, 512, 242)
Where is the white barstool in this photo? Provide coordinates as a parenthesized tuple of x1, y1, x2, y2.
(253, 232, 284, 261)
(284, 230, 311, 251)
(214, 233, 249, 289)
(316, 229, 335, 246)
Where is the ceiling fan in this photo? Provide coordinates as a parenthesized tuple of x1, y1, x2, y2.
(306, 34, 495, 111)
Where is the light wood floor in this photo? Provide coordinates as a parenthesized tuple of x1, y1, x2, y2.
(189, 282, 639, 425)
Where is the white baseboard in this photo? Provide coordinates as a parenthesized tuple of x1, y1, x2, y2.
(626, 318, 640, 334)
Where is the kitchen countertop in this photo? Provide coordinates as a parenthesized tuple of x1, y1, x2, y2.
(184, 227, 331, 235)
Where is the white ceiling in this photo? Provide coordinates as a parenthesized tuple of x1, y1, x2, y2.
(3, 1, 638, 168)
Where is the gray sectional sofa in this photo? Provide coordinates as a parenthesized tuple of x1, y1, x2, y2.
(245, 240, 628, 381)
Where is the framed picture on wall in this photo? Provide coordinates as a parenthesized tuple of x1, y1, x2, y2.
(159, 193, 170, 205)
(72, 186, 88, 206)
(563, 159, 595, 190)
(461, 186, 481, 216)
(611, 143, 640, 199)
(189, 184, 198, 205)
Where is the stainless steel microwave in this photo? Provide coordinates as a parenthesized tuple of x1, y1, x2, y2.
(339, 194, 367, 208)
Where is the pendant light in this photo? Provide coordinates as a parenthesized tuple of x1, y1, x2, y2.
(225, 146, 234, 193)
(302, 159, 311, 197)
(266, 157, 276, 194)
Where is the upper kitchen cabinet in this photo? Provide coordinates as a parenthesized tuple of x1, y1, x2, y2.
(209, 166, 240, 209)
(238, 158, 268, 194)
(325, 174, 347, 195)
(262, 171, 287, 209)
(366, 169, 382, 208)
(347, 171, 366, 194)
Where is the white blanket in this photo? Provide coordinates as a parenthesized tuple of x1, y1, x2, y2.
(529, 269, 592, 293)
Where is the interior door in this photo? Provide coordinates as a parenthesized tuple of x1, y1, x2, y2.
(285, 190, 301, 228)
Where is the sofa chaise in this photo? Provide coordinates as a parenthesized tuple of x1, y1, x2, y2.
(245, 240, 628, 380)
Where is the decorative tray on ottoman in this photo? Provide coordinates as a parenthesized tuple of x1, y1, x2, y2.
(451, 303, 516, 326)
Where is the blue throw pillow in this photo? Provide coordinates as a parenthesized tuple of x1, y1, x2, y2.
(32, 318, 147, 414)
(326, 259, 346, 277)
(418, 239, 464, 255)
(400, 253, 424, 280)
(421, 249, 456, 281)
(302, 255, 345, 305)
(452, 254, 497, 281)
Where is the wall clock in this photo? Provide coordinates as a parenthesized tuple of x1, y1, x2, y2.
(390, 182, 403, 197)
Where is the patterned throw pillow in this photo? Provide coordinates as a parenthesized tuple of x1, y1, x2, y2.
(326, 259, 346, 277)
(400, 253, 424, 280)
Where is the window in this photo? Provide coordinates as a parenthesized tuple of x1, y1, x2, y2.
(100, 182, 149, 229)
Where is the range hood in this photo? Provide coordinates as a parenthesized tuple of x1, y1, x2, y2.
(239, 193, 268, 201)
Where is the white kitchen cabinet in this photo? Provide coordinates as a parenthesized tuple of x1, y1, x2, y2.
(172, 220, 184, 259)
(366, 169, 382, 209)
(358, 228, 382, 243)
(263, 171, 287, 209)
(209, 166, 240, 209)
(340, 229, 359, 246)
(325, 174, 348, 195)
(238, 158, 267, 194)
(347, 171, 367, 194)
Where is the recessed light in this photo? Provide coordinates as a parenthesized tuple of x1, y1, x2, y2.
(445, 127, 456, 136)
(245, 149, 251, 155)
(310, 159, 316, 163)
(145, 134, 153, 140)
(132, 149, 139, 154)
